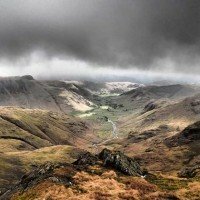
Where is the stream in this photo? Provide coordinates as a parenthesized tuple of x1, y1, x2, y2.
(108, 118, 118, 138)
(91, 118, 118, 154)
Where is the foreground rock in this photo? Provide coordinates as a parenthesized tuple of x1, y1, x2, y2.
(74, 149, 145, 176)
(99, 149, 145, 176)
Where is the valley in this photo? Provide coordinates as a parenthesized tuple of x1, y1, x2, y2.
(1, 1, 200, 199)
(0, 76, 200, 199)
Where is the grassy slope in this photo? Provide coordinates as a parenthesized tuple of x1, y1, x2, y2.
(0, 107, 92, 194)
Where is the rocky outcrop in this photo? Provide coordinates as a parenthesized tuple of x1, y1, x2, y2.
(128, 125, 172, 143)
(99, 149, 145, 176)
(181, 122, 200, 141)
(178, 165, 200, 178)
(74, 149, 145, 176)
(0, 162, 73, 200)
(21, 75, 34, 80)
(191, 100, 200, 114)
(73, 152, 99, 166)
(143, 101, 158, 113)
(165, 121, 200, 147)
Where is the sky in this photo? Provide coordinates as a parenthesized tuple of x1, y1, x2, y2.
(0, 0, 200, 83)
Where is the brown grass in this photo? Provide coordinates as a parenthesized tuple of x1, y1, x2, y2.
(176, 181, 200, 200)
(12, 170, 168, 200)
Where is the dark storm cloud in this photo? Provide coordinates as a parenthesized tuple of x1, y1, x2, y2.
(0, 0, 199, 72)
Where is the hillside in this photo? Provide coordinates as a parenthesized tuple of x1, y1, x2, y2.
(123, 84, 200, 99)
(165, 121, 200, 172)
(76, 84, 200, 137)
(116, 84, 200, 114)
(0, 76, 95, 113)
(0, 107, 94, 195)
(119, 93, 200, 133)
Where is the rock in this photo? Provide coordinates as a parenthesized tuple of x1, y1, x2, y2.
(99, 148, 112, 160)
(191, 100, 200, 114)
(127, 125, 172, 143)
(128, 130, 156, 143)
(145, 148, 154, 152)
(191, 100, 200, 107)
(74, 149, 145, 177)
(99, 149, 145, 176)
(165, 121, 200, 147)
(178, 165, 200, 178)
(21, 75, 34, 80)
(73, 152, 98, 166)
(143, 101, 157, 113)
(181, 122, 200, 141)
(0, 163, 57, 200)
(20, 162, 56, 189)
(0, 162, 74, 200)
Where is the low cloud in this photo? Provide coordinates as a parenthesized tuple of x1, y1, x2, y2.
(1, 55, 200, 84)
(0, 0, 200, 79)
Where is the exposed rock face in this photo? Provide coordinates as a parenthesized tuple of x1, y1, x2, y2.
(191, 100, 200, 114)
(143, 101, 158, 113)
(127, 125, 172, 143)
(0, 162, 74, 200)
(73, 152, 98, 166)
(165, 121, 200, 147)
(99, 149, 144, 176)
(21, 75, 34, 80)
(178, 165, 200, 178)
(181, 122, 200, 141)
(128, 130, 156, 143)
(19, 163, 56, 189)
(74, 149, 145, 176)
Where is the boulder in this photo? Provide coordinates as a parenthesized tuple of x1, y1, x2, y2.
(99, 149, 145, 176)
(143, 101, 158, 113)
(73, 152, 98, 166)
(74, 149, 145, 176)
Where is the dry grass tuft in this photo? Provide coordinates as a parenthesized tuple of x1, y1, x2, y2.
(176, 181, 200, 200)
